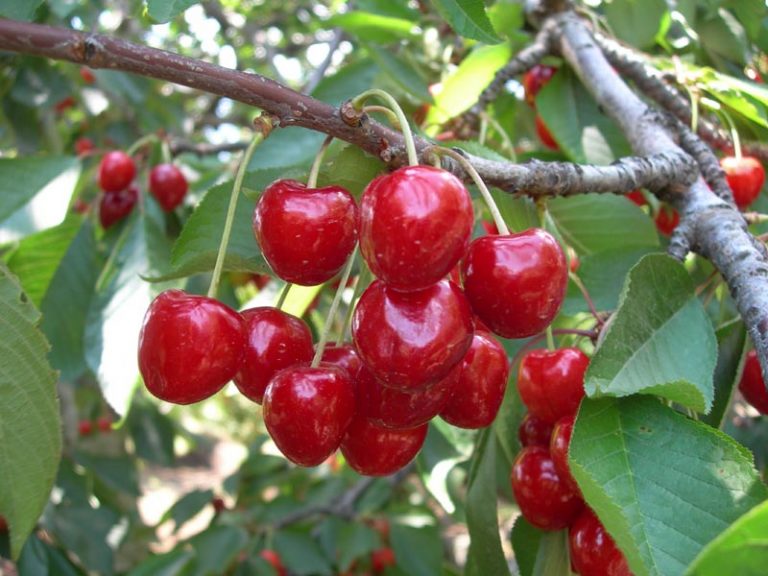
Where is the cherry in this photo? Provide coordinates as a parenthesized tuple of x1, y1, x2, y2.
(98, 151, 136, 193)
(517, 348, 589, 424)
(482, 220, 499, 235)
(352, 279, 474, 391)
(739, 350, 768, 414)
(321, 343, 363, 379)
(149, 163, 189, 211)
(569, 508, 632, 576)
(97, 417, 112, 433)
(550, 415, 579, 493)
(75, 137, 94, 157)
(72, 198, 90, 215)
(371, 547, 396, 574)
(720, 156, 765, 209)
(510, 446, 583, 531)
(356, 364, 459, 429)
(461, 229, 567, 339)
(263, 365, 355, 466)
(358, 165, 473, 291)
(0, 516, 7, 532)
(654, 205, 679, 236)
(78, 420, 93, 436)
(253, 179, 358, 286)
(54, 96, 76, 114)
(138, 290, 246, 405)
(523, 65, 558, 106)
(518, 413, 555, 447)
(259, 550, 287, 576)
(99, 185, 138, 229)
(211, 496, 227, 514)
(234, 307, 314, 404)
(626, 190, 646, 206)
(535, 115, 559, 151)
(340, 415, 427, 476)
(80, 67, 95, 84)
(439, 331, 510, 429)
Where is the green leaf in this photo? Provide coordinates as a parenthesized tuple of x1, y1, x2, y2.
(390, 524, 444, 576)
(161, 489, 214, 532)
(0, 263, 61, 560)
(336, 522, 380, 571)
(701, 321, 747, 428)
(511, 517, 544, 576)
(367, 48, 431, 102)
(274, 531, 334, 576)
(146, 0, 199, 23)
(189, 525, 249, 576)
(699, 69, 768, 129)
(318, 145, 386, 198)
(604, 0, 668, 49)
(698, 9, 750, 66)
(74, 452, 140, 496)
(0, 0, 44, 20)
(329, 12, 419, 43)
(430, 0, 501, 43)
(686, 499, 768, 575)
(127, 549, 195, 576)
(248, 128, 325, 171)
(127, 398, 176, 466)
(532, 530, 572, 576)
(585, 254, 717, 412)
(49, 503, 120, 574)
(312, 59, 380, 106)
(570, 397, 768, 576)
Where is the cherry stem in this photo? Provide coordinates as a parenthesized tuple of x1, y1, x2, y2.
(682, 84, 699, 133)
(545, 326, 555, 351)
(126, 132, 159, 156)
(207, 120, 271, 298)
(351, 88, 418, 166)
(478, 116, 488, 146)
(307, 134, 334, 188)
(744, 212, 768, 225)
(336, 264, 370, 345)
(311, 247, 358, 368)
(569, 271, 605, 327)
(480, 111, 516, 160)
(719, 108, 741, 159)
(510, 328, 597, 369)
(362, 105, 401, 129)
(275, 282, 292, 309)
(160, 138, 172, 164)
(427, 146, 510, 235)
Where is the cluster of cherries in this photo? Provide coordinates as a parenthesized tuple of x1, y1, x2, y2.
(96, 150, 189, 228)
(77, 416, 113, 436)
(512, 347, 632, 575)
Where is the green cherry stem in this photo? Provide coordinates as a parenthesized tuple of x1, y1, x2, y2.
(160, 138, 172, 164)
(720, 108, 742, 159)
(311, 246, 358, 368)
(207, 121, 271, 298)
(336, 263, 371, 345)
(362, 105, 402, 129)
(127, 132, 159, 156)
(307, 135, 334, 188)
(427, 146, 510, 235)
(274, 282, 292, 309)
(351, 88, 418, 166)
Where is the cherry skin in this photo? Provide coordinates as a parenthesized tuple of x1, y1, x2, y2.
(54, 96, 76, 114)
(0, 516, 7, 532)
(98, 151, 136, 193)
(720, 156, 765, 209)
(75, 137, 94, 157)
(138, 290, 246, 405)
(517, 348, 589, 424)
(352, 279, 474, 391)
(518, 413, 555, 447)
(439, 331, 510, 429)
(263, 365, 355, 467)
(259, 550, 287, 576)
(655, 205, 679, 236)
(739, 350, 768, 414)
(80, 67, 95, 84)
(550, 415, 579, 493)
(358, 165, 473, 292)
(371, 547, 396, 574)
(626, 189, 647, 206)
(510, 446, 583, 531)
(234, 307, 314, 404)
(340, 415, 427, 476)
(321, 343, 363, 380)
(149, 163, 189, 211)
(96, 417, 112, 433)
(535, 115, 559, 151)
(99, 184, 138, 229)
(570, 508, 632, 576)
(253, 179, 358, 286)
(461, 229, 567, 339)
(523, 65, 557, 106)
(78, 420, 93, 436)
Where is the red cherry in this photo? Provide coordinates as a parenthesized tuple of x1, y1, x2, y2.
(371, 547, 396, 574)
(97, 417, 112, 433)
(550, 415, 579, 492)
(321, 343, 363, 379)
(211, 496, 227, 514)
(0, 516, 6, 532)
(98, 151, 136, 193)
(654, 205, 679, 236)
(80, 67, 95, 84)
(518, 413, 555, 447)
(340, 415, 427, 476)
(138, 290, 246, 405)
(626, 190, 647, 206)
(78, 420, 93, 436)
(482, 220, 499, 235)
(352, 279, 473, 391)
(253, 179, 358, 286)
(72, 198, 90, 215)
(149, 163, 188, 211)
(517, 348, 589, 424)
(54, 96, 76, 114)
(523, 65, 558, 106)
(721, 156, 765, 209)
(263, 365, 355, 466)
(439, 331, 510, 429)
(358, 166, 473, 291)
(535, 115, 559, 151)
(356, 364, 459, 429)
(234, 307, 314, 404)
(259, 550, 287, 576)
(98, 185, 138, 229)
(570, 508, 632, 576)
(75, 137, 94, 157)
(739, 350, 768, 414)
(510, 446, 583, 531)
(252, 274, 271, 289)
(461, 229, 567, 339)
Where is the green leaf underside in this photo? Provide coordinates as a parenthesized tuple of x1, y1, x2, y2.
(146, 0, 198, 23)
(585, 254, 716, 412)
(0, 263, 61, 560)
(430, 0, 501, 44)
(570, 397, 768, 576)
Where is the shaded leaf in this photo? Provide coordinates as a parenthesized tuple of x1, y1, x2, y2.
(430, 0, 501, 43)
(146, 0, 199, 23)
(511, 517, 544, 576)
(390, 524, 444, 576)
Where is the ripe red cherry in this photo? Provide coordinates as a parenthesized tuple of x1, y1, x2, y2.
(263, 365, 355, 466)
(439, 331, 510, 429)
(321, 343, 363, 379)
(535, 115, 559, 151)
(626, 189, 646, 206)
(78, 420, 93, 436)
(97, 417, 112, 433)
(721, 156, 765, 209)
(371, 547, 396, 574)
(80, 67, 95, 84)
(739, 350, 768, 414)
(75, 137, 94, 157)
(149, 163, 189, 211)
(98, 151, 136, 193)
(461, 229, 567, 339)
(259, 550, 287, 576)
(234, 307, 314, 404)
(550, 415, 579, 493)
(523, 65, 557, 106)
(253, 179, 358, 286)
(99, 185, 138, 229)
(54, 96, 76, 114)
(352, 279, 473, 391)
(654, 205, 679, 236)
(570, 508, 632, 576)
(340, 415, 427, 476)
(138, 290, 246, 404)
(517, 348, 589, 424)
(356, 364, 459, 429)
(518, 413, 554, 447)
(358, 165, 473, 291)
(510, 446, 583, 531)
